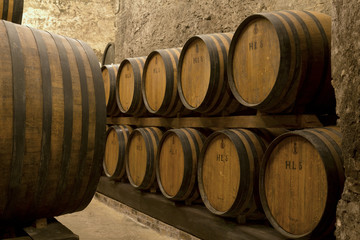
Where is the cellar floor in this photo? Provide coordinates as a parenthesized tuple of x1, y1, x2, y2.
(56, 198, 174, 240)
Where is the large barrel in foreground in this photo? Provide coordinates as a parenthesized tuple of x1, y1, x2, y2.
(117, 57, 148, 116)
(103, 125, 133, 180)
(178, 33, 246, 116)
(198, 129, 268, 217)
(228, 10, 333, 113)
(0, 0, 24, 24)
(102, 64, 121, 116)
(142, 48, 189, 117)
(259, 127, 344, 239)
(126, 127, 164, 190)
(156, 128, 206, 201)
(0, 20, 106, 223)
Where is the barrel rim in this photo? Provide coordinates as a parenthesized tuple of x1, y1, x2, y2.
(156, 129, 186, 199)
(103, 125, 130, 180)
(142, 49, 171, 114)
(156, 128, 200, 200)
(116, 58, 132, 113)
(177, 34, 215, 112)
(125, 127, 160, 189)
(103, 126, 121, 178)
(259, 128, 343, 238)
(227, 12, 291, 109)
(198, 129, 252, 217)
(102, 64, 121, 116)
(101, 42, 115, 66)
(125, 128, 147, 188)
(116, 58, 136, 114)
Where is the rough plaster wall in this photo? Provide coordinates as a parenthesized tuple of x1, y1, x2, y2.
(115, 0, 331, 62)
(22, 0, 117, 60)
(332, 1, 360, 239)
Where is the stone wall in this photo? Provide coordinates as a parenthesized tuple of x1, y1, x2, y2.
(115, 0, 331, 62)
(22, 0, 117, 60)
(332, 1, 360, 239)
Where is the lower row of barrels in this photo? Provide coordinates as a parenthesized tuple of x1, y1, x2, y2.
(103, 125, 344, 239)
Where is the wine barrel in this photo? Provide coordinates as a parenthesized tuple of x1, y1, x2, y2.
(126, 127, 164, 190)
(102, 64, 121, 116)
(103, 125, 133, 180)
(177, 33, 246, 116)
(228, 10, 333, 113)
(0, 20, 106, 223)
(0, 0, 23, 24)
(101, 42, 115, 66)
(156, 128, 206, 201)
(259, 127, 344, 239)
(198, 129, 267, 217)
(117, 57, 148, 116)
(142, 48, 190, 117)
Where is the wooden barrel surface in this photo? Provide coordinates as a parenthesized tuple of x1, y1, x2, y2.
(126, 127, 164, 190)
(198, 129, 267, 217)
(142, 48, 189, 117)
(228, 10, 333, 113)
(103, 125, 133, 180)
(156, 128, 206, 201)
(101, 42, 115, 66)
(178, 33, 246, 116)
(0, 20, 106, 223)
(117, 57, 148, 116)
(259, 127, 344, 239)
(102, 64, 121, 116)
(0, 0, 23, 24)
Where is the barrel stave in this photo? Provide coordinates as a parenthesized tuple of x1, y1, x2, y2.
(228, 10, 333, 114)
(198, 129, 267, 217)
(259, 127, 344, 238)
(102, 64, 121, 116)
(117, 57, 148, 116)
(126, 127, 163, 190)
(178, 33, 246, 116)
(157, 128, 205, 201)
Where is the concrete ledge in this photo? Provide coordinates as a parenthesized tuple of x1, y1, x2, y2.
(97, 177, 285, 240)
(95, 192, 199, 240)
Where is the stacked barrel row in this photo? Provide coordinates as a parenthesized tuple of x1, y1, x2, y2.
(103, 10, 334, 118)
(103, 125, 344, 239)
(103, 10, 341, 239)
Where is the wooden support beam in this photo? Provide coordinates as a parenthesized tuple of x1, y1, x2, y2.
(107, 114, 324, 129)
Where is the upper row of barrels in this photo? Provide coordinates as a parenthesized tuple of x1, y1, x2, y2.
(103, 10, 334, 117)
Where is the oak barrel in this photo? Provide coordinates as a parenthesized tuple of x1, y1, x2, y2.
(177, 33, 246, 116)
(156, 128, 206, 201)
(103, 125, 133, 180)
(142, 48, 189, 117)
(259, 127, 344, 239)
(101, 42, 115, 66)
(228, 10, 334, 113)
(0, 0, 23, 24)
(126, 127, 164, 190)
(0, 20, 106, 223)
(102, 64, 121, 116)
(198, 129, 267, 217)
(117, 57, 148, 116)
